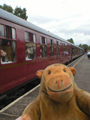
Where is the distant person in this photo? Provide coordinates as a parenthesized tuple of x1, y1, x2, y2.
(87, 51, 90, 59)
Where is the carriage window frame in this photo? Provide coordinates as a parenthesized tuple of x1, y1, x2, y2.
(40, 36, 47, 58)
(40, 36, 47, 45)
(0, 24, 16, 40)
(45, 38, 47, 45)
(33, 34, 36, 43)
(0, 39, 17, 64)
(25, 32, 29, 42)
(56, 41, 59, 56)
(5, 25, 12, 39)
(12, 28, 16, 39)
(25, 32, 36, 61)
(0, 24, 4, 37)
(25, 32, 36, 43)
(50, 39, 54, 56)
(60, 43, 63, 55)
(0, 24, 17, 64)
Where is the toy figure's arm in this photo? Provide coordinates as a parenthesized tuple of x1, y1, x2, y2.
(21, 96, 40, 120)
(76, 89, 90, 116)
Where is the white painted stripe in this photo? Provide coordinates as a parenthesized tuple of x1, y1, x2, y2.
(72, 55, 85, 67)
(68, 54, 85, 67)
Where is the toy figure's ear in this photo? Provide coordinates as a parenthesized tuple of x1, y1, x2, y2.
(70, 67, 76, 75)
(36, 70, 44, 79)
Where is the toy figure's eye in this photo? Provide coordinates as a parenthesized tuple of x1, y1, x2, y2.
(48, 71, 51, 75)
(63, 69, 66, 72)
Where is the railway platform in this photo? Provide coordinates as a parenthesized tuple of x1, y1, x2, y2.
(0, 54, 90, 120)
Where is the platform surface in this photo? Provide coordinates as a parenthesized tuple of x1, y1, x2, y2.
(72, 55, 90, 92)
(0, 54, 90, 120)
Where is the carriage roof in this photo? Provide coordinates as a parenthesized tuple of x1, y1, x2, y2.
(0, 8, 83, 50)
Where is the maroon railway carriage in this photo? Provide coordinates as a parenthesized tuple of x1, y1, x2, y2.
(0, 9, 84, 99)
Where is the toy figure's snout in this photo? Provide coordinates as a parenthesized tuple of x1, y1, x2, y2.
(54, 76, 70, 90)
(56, 79, 64, 90)
(47, 72, 71, 92)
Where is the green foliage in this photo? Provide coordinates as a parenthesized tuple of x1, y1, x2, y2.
(67, 38, 74, 44)
(79, 44, 89, 52)
(0, 4, 28, 20)
(67, 38, 90, 52)
(0, 4, 13, 13)
(88, 46, 90, 50)
(14, 7, 28, 20)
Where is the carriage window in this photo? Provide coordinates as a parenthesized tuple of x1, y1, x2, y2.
(68, 46, 71, 55)
(63, 46, 68, 55)
(63, 47, 66, 55)
(72, 47, 77, 55)
(56, 41, 59, 56)
(5, 25, 12, 39)
(40, 36, 47, 58)
(12, 28, 16, 39)
(0, 24, 16, 39)
(25, 34, 36, 60)
(0, 39, 16, 64)
(67, 46, 70, 55)
(0, 24, 4, 37)
(64, 43, 68, 55)
(40, 37, 42, 44)
(25, 43, 36, 60)
(25, 32, 36, 43)
(33, 34, 36, 43)
(50, 39, 54, 56)
(25, 32, 29, 41)
(30, 33, 33, 42)
(60, 45, 63, 55)
(45, 38, 47, 44)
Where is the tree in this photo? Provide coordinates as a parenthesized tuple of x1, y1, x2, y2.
(67, 38, 74, 44)
(0, 4, 13, 13)
(79, 44, 88, 52)
(88, 46, 90, 50)
(14, 7, 28, 20)
(0, 4, 28, 20)
(79, 44, 82, 48)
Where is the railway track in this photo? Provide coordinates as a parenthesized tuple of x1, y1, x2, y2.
(0, 78, 40, 110)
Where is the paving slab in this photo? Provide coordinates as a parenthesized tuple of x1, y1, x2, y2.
(74, 55, 90, 92)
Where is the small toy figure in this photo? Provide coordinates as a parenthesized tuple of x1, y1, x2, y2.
(22, 63, 90, 120)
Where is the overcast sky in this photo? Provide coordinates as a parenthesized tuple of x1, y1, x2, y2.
(1, 0, 90, 45)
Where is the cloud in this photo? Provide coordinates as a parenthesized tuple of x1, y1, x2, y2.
(1, 0, 90, 45)
(28, 14, 90, 45)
